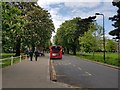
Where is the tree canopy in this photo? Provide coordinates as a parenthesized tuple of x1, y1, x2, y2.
(54, 16, 96, 55)
(109, 1, 120, 39)
(2, 2, 54, 55)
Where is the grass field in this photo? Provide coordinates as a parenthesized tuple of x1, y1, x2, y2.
(76, 52, 119, 67)
(1, 53, 25, 68)
(2, 57, 20, 68)
(1, 53, 15, 58)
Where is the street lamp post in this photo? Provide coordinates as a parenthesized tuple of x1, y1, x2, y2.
(95, 13, 106, 63)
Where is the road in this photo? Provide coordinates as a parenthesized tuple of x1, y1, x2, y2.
(53, 55, 119, 88)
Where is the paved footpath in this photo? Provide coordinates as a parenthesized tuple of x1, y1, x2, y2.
(2, 54, 71, 88)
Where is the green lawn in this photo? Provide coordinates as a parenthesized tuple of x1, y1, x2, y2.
(1, 53, 15, 58)
(76, 52, 119, 67)
(1, 53, 24, 68)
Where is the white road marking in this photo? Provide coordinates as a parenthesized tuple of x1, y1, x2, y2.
(85, 71, 92, 76)
(73, 65, 76, 67)
(78, 67, 82, 70)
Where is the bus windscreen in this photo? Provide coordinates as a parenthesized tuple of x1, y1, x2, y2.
(52, 46, 61, 52)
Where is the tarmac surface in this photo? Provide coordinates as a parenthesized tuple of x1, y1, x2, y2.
(53, 55, 119, 88)
(2, 54, 72, 88)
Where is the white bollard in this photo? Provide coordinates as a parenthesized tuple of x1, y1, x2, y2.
(11, 56, 13, 65)
(20, 55, 22, 62)
(26, 55, 27, 60)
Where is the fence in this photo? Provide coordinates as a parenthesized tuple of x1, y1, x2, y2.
(0, 55, 27, 67)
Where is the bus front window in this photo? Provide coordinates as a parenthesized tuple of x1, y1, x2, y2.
(52, 46, 61, 52)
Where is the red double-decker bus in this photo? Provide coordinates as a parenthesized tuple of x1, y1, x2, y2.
(50, 46, 62, 59)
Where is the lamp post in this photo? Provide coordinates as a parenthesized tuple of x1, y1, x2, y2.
(95, 13, 106, 63)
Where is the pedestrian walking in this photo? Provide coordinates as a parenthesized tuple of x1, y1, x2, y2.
(34, 50, 39, 61)
(25, 49, 29, 57)
(29, 49, 33, 61)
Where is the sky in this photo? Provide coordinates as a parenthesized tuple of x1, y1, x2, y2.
(37, 0, 118, 40)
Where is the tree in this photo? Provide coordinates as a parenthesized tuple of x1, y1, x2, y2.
(109, 1, 120, 65)
(24, 4, 54, 52)
(79, 21, 103, 54)
(2, 2, 54, 55)
(109, 1, 120, 39)
(79, 24, 96, 53)
(54, 18, 81, 54)
(93, 22, 103, 52)
(2, 2, 25, 55)
(54, 16, 96, 55)
(106, 39, 117, 52)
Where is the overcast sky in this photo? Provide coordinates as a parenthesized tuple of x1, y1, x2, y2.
(37, 0, 117, 39)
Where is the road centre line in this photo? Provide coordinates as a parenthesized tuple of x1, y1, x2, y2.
(73, 65, 76, 67)
(85, 71, 92, 76)
(78, 67, 82, 70)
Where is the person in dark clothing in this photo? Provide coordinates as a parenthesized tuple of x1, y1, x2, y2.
(25, 49, 29, 57)
(34, 50, 39, 61)
(29, 49, 33, 61)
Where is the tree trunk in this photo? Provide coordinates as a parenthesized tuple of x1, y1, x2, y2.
(32, 44, 35, 53)
(93, 50, 95, 59)
(67, 48, 69, 54)
(15, 35, 21, 56)
(73, 48, 76, 55)
(72, 46, 76, 55)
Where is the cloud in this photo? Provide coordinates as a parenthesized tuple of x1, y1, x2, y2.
(64, 2, 101, 9)
(68, 2, 117, 20)
(37, 0, 116, 20)
(37, 0, 113, 9)
(37, 0, 117, 40)
(49, 8, 65, 31)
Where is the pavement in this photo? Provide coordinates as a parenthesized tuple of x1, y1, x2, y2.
(2, 54, 72, 88)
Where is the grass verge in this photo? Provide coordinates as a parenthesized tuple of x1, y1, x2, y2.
(76, 52, 119, 67)
(1, 53, 25, 68)
(1, 53, 15, 58)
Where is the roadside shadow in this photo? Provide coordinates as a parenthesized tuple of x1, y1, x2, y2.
(50, 58, 62, 61)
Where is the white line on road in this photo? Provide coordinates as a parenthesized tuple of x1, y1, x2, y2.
(73, 65, 76, 67)
(85, 71, 92, 76)
(78, 67, 82, 70)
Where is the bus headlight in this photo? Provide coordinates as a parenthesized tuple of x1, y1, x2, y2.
(52, 53, 56, 56)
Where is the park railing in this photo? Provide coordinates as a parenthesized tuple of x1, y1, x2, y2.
(0, 55, 27, 68)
